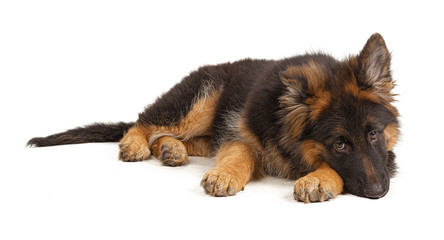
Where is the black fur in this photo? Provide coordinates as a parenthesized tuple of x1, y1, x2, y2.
(137, 65, 226, 126)
(27, 122, 134, 147)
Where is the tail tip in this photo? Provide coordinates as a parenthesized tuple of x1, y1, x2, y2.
(26, 137, 45, 147)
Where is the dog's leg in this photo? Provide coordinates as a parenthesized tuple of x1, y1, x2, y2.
(150, 136, 214, 166)
(201, 141, 255, 197)
(183, 136, 213, 157)
(293, 162, 344, 203)
(118, 70, 222, 163)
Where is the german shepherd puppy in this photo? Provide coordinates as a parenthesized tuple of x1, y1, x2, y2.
(28, 33, 399, 203)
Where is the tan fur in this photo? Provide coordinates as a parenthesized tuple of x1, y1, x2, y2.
(119, 126, 151, 162)
(384, 122, 399, 151)
(360, 35, 392, 91)
(149, 88, 222, 141)
(296, 61, 331, 120)
(343, 80, 399, 117)
(294, 162, 344, 203)
(305, 90, 332, 120)
(119, 89, 221, 162)
(343, 81, 382, 103)
(151, 136, 188, 166)
(281, 61, 327, 93)
(299, 139, 325, 170)
(278, 87, 308, 140)
(278, 95, 309, 140)
(183, 136, 213, 157)
(280, 61, 328, 138)
(201, 141, 255, 196)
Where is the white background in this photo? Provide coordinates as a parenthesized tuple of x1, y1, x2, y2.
(1, 0, 443, 239)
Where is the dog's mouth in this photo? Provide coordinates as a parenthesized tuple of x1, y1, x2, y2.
(344, 179, 390, 199)
(362, 182, 389, 199)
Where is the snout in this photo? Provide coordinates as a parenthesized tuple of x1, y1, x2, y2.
(363, 182, 389, 199)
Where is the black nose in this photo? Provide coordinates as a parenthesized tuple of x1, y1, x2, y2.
(364, 182, 388, 199)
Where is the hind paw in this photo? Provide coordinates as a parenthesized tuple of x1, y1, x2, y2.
(151, 136, 188, 166)
(119, 143, 151, 162)
(119, 129, 151, 162)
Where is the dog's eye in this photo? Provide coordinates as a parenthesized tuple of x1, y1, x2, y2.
(369, 131, 379, 143)
(334, 140, 347, 152)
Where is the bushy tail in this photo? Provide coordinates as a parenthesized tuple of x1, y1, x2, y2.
(27, 122, 134, 147)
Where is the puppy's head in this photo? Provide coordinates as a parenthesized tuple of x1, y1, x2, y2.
(280, 33, 399, 199)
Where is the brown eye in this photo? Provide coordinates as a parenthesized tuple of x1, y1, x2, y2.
(369, 131, 379, 142)
(334, 141, 346, 152)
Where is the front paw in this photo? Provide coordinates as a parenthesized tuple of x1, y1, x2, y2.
(201, 169, 245, 197)
(293, 176, 339, 203)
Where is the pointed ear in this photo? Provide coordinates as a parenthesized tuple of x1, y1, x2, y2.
(279, 62, 328, 140)
(280, 61, 327, 99)
(280, 67, 308, 99)
(358, 33, 394, 93)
